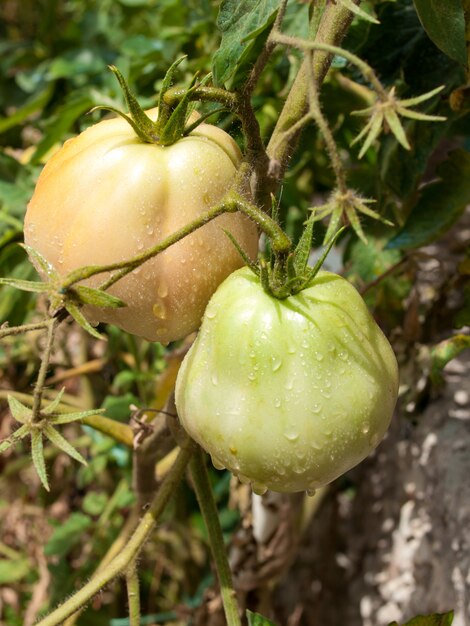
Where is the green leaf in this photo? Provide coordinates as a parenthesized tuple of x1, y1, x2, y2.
(72, 285, 126, 309)
(212, 0, 279, 86)
(387, 150, 470, 249)
(42, 388, 66, 416)
(337, 0, 379, 24)
(44, 425, 87, 465)
(0, 83, 54, 134)
(31, 92, 95, 164)
(247, 610, 278, 626)
(430, 335, 470, 386)
(44, 512, 92, 557)
(293, 209, 317, 275)
(22, 244, 59, 281)
(82, 491, 108, 516)
(0, 277, 49, 292)
(389, 610, 454, 626)
(51, 407, 106, 425)
(0, 424, 29, 453)
(31, 429, 49, 491)
(413, 0, 467, 65)
(7, 395, 32, 424)
(0, 558, 31, 584)
(65, 301, 105, 340)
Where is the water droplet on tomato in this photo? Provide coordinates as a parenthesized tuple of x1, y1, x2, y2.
(271, 356, 282, 372)
(312, 403, 322, 414)
(211, 456, 225, 471)
(248, 372, 256, 381)
(306, 488, 316, 497)
(361, 422, 370, 435)
(211, 372, 218, 386)
(152, 301, 167, 320)
(205, 305, 217, 319)
(315, 352, 324, 361)
(274, 398, 281, 408)
(157, 282, 168, 298)
(284, 430, 299, 442)
(252, 481, 268, 495)
(338, 351, 348, 361)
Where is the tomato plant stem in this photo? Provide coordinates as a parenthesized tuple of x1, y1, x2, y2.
(190, 446, 242, 626)
(31, 317, 57, 421)
(0, 319, 51, 339)
(126, 560, 141, 626)
(34, 443, 194, 626)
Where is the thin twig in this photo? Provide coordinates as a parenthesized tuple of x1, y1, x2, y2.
(35, 442, 194, 626)
(0, 319, 51, 340)
(305, 51, 348, 193)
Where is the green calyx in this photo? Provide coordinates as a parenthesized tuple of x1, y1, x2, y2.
(228, 197, 346, 300)
(93, 58, 205, 147)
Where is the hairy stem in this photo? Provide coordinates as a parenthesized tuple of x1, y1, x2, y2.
(35, 443, 194, 626)
(305, 51, 348, 193)
(126, 560, 141, 626)
(31, 317, 57, 421)
(190, 447, 241, 626)
(0, 320, 51, 340)
(265, 0, 359, 191)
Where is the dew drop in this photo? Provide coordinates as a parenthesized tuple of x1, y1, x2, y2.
(205, 305, 217, 319)
(284, 379, 294, 391)
(157, 282, 168, 298)
(312, 403, 322, 414)
(288, 345, 296, 354)
(284, 430, 299, 442)
(361, 422, 370, 435)
(271, 356, 282, 372)
(248, 372, 256, 381)
(155, 327, 169, 340)
(306, 488, 316, 497)
(315, 352, 324, 362)
(274, 398, 281, 408)
(211, 456, 226, 471)
(252, 481, 268, 495)
(211, 372, 219, 386)
(152, 301, 167, 320)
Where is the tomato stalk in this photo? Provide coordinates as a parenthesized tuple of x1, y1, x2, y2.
(190, 447, 242, 626)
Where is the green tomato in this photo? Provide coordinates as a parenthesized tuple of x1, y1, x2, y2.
(175, 267, 399, 494)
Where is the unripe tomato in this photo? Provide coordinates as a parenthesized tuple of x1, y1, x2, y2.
(175, 267, 399, 494)
(24, 109, 258, 343)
